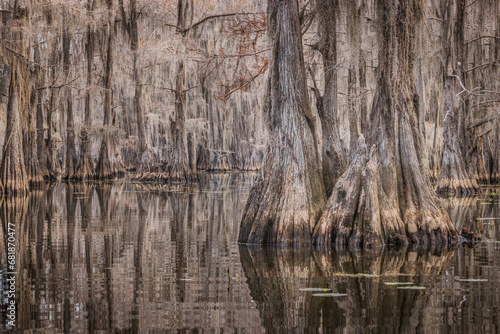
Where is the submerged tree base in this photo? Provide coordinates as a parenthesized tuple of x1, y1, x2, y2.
(313, 136, 460, 249)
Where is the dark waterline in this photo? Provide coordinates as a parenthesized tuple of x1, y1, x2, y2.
(0, 175, 499, 333)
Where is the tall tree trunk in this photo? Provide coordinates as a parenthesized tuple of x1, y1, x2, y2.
(25, 75, 44, 186)
(312, 0, 346, 196)
(34, 44, 49, 182)
(129, 0, 149, 173)
(76, 0, 95, 180)
(313, 0, 459, 248)
(96, 0, 124, 179)
(63, 8, 78, 180)
(437, 0, 478, 196)
(0, 4, 29, 195)
(238, 0, 326, 246)
(163, 0, 194, 182)
(1, 63, 29, 195)
(167, 60, 192, 181)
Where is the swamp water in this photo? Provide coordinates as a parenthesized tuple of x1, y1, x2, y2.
(0, 174, 499, 333)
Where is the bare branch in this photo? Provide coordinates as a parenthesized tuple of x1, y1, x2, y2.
(180, 12, 265, 33)
(466, 35, 500, 45)
(5, 46, 47, 71)
(36, 75, 81, 90)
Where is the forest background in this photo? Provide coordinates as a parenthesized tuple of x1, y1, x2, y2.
(0, 0, 498, 201)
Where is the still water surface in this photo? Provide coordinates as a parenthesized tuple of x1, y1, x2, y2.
(0, 174, 499, 333)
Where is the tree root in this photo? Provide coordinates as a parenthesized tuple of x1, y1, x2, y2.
(313, 136, 459, 249)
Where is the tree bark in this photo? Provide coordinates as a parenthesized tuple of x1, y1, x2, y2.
(76, 0, 96, 180)
(313, 0, 346, 196)
(313, 0, 459, 248)
(96, 0, 124, 179)
(162, 0, 194, 182)
(130, 0, 150, 173)
(1, 63, 29, 195)
(63, 8, 78, 180)
(437, 0, 478, 196)
(238, 0, 326, 246)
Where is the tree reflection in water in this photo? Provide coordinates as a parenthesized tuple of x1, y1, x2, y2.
(0, 178, 499, 333)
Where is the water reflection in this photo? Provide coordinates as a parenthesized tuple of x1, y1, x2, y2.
(0, 178, 499, 333)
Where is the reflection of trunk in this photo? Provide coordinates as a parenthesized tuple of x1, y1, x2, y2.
(314, 0, 459, 248)
(63, 185, 77, 332)
(77, 0, 96, 180)
(1, 197, 29, 327)
(437, 0, 478, 196)
(170, 192, 188, 301)
(312, 0, 346, 195)
(238, 0, 326, 246)
(314, 247, 456, 333)
(131, 193, 147, 331)
(1, 64, 29, 195)
(63, 9, 78, 180)
(239, 247, 327, 332)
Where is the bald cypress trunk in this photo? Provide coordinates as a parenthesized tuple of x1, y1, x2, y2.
(167, 60, 192, 181)
(1, 64, 29, 195)
(312, 0, 346, 196)
(313, 0, 459, 248)
(63, 8, 78, 180)
(437, 0, 478, 196)
(238, 0, 326, 246)
(96, 0, 124, 179)
(130, 0, 149, 173)
(0, 5, 29, 195)
(165, 0, 194, 182)
(76, 0, 96, 180)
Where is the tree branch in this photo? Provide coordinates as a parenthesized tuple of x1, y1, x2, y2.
(5, 46, 46, 71)
(180, 12, 264, 33)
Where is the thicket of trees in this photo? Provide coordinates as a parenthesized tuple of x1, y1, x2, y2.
(0, 0, 499, 244)
(0, 0, 268, 194)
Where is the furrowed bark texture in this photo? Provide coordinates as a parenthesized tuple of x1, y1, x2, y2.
(96, 0, 125, 180)
(437, 0, 478, 196)
(76, 0, 96, 180)
(63, 8, 79, 180)
(1, 64, 29, 195)
(314, 0, 347, 196)
(313, 0, 459, 248)
(238, 0, 326, 246)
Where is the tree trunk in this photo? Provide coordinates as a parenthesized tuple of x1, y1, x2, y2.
(76, 0, 95, 180)
(238, 0, 326, 246)
(63, 8, 78, 180)
(313, 0, 346, 196)
(25, 76, 44, 186)
(437, 0, 478, 196)
(167, 60, 193, 181)
(1, 63, 29, 195)
(161, 0, 194, 182)
(34, 44, 49, 181)
(96, 0, 124, 179)
(129, 0, 150, 174)
(313, 0, 459, 248)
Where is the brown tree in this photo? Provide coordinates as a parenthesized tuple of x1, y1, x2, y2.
(63, 8, 79, 179)
(308, 0, 347, 196)
(312, 0, 459, 248)
(238, 0, 326, 246)
(76, 0, 96, 180)
(436, 0, 478, 196)
(0, 4, 29, 195)
(96, 0, 125, 179)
